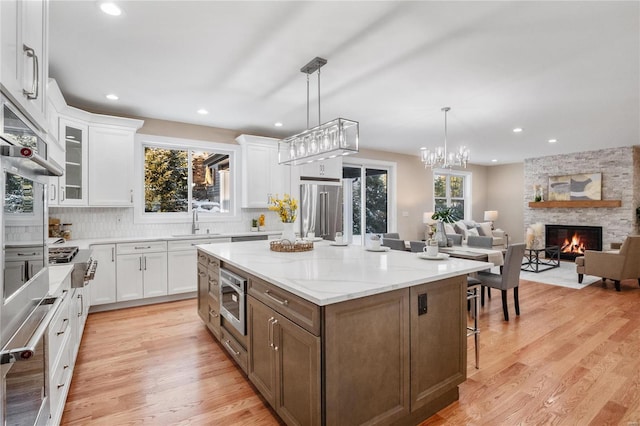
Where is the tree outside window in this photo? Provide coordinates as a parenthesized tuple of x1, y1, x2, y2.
(434, 172, 467, 219)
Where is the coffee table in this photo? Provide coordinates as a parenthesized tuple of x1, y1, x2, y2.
(521, 245, 560, 273)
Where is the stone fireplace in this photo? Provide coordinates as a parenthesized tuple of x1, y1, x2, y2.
(545, 224, 603, 260)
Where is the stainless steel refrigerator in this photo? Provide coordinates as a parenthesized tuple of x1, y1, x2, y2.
(300, 183, 343, 240)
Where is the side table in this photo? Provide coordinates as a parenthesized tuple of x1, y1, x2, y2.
(521, 245, 560, 273)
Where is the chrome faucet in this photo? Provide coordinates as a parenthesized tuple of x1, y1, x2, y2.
(192, 210, 199, 234)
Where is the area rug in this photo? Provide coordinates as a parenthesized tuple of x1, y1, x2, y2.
(490, 261, 600, 289)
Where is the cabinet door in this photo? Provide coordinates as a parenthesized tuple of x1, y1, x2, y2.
(299, 157, 343, 180)
(116, 254, 143, 301)
(20, 0, 47, 123)
(59, 118, 88, 206)
(89, 244, 116, 305)
(274, 312, 321, 426)
(410, 277, 466, 411)
(142, 252, 167, 298)
(167, 249, 197, 295)
(88, 125, 135, 206)
(47, 138, 64, 206)
(247, 296, 276, 406)
(242, 143, 272, 208)
(197, 262, 209, 322)
(1, 0, 20, 96)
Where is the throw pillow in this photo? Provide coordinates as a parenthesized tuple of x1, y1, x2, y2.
(444, 223, 456, 235)
(477, 222, 493, 237)
(453, 221, 468, 238)
(467, 227, 480, 237)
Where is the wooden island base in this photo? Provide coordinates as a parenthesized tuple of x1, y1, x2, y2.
(198, 250, 468, 425)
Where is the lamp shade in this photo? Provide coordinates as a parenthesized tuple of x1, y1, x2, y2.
(423, 212, 436, 224)
(484, 210, 498, 221)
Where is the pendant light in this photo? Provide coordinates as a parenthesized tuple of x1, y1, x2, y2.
(420, 107, 469, 168)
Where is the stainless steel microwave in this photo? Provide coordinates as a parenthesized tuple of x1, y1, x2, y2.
(0, 93, 47, 159)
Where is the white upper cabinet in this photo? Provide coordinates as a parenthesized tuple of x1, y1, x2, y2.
(0, 0, 49, 131)
(237, 135, 291, 208)
(298, 156, 343, 181)
(88, 121, 141, 206)
(58, 116, 88, 206)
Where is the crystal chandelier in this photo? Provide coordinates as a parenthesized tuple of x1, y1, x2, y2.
(278, 57, 359, 165)
(420, 107, 469, 168)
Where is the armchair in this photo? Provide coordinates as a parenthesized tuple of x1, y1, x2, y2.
(575, 236, 640, 291)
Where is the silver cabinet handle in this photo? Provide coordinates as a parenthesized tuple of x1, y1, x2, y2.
(224, 339, 240, 356)
(61, 187, 65, 201)
(51, 184, 56, 201)
(264, 289, 289, 306)
(111, 247, 115, 262)
(77, 294, 83, 317)
(57, 383, 65, 389)
(208, 309, 218, 318)
(22, 44, 39, 100)
(134, 246, 151, 250)
(139, 256, 142, 271)
(268, 317, 274, 348)
(143, 256, 147, 270)
(56, 318, 69, 335)
(130, 189, 133, 203)
(272, 319, 279, 351)
(17, 252, 38, 256)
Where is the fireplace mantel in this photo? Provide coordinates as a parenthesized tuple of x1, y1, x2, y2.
(528, 200, 622, 208)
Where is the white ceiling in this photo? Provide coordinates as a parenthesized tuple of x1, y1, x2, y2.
(48, 1, 639, 165)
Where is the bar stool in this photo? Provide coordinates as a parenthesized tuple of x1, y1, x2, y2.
(467, 277, 481, 369)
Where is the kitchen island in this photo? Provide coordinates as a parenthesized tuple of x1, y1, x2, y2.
(197, 240, 492, 426)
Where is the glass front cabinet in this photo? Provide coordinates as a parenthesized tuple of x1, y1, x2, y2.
(55, 117, 88, 206)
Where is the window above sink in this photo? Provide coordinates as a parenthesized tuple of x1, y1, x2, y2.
(133, 134, 241, 224)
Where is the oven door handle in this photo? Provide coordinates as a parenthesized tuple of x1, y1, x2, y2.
(0, 296, 62, 365)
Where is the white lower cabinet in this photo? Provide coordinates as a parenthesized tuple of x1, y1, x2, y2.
(167, 238, 232, 295)
(116, 241, 168, 301)
(47, 268, 89, 426)
(89, 244, 116, 305)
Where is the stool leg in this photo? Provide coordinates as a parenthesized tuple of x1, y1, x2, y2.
(514, 287, 520, 316)
(578, 273, 583, 284)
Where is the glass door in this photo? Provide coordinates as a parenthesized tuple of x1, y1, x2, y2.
(343, 165, 389, 245)
(58, 118, 88, 205)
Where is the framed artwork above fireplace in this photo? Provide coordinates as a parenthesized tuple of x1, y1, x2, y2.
(548, 173, 602, 201)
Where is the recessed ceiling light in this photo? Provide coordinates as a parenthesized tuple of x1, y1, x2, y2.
(105, 93, 119, 100)
(100, 2, 122, 16)
(513, 127, 523, 133)
(491, 159, 498, 163)
(274, 122, 283, 127)
(197, 109, 208, 115)
(548, 138, 558, 143)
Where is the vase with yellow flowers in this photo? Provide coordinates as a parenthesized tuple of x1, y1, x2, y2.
(269, 194, 298, 242)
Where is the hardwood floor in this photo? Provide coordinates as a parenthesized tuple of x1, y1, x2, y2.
(62, 278, 640, 425)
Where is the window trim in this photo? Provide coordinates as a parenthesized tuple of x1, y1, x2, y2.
(433, 168, 472, 220)
(134, 134, 241, 224)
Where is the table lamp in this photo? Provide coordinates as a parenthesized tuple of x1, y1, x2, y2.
(484, 210, 498, 229)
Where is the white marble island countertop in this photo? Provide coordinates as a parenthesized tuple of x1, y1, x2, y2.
(198, 240, 492, 306)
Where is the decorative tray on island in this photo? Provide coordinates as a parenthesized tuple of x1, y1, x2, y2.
(270, 240, 314, 253)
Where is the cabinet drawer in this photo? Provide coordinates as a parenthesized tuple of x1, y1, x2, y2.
(197, 251, 220, 271)
(207, 298, 221, 340)
(117, 241, 167, 255)
(47, 291, 70, 366)
(49, 333, 72, 417)
(208, 274, 219, 302)
(221, 327, 248, 374)
(249, 277, 320, 336)
(169, 238, 231, 251)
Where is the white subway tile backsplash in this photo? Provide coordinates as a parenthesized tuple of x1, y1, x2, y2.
(48, 207, 285, 240)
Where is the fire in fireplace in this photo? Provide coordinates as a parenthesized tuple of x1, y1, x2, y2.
(545, 225, 603, 260)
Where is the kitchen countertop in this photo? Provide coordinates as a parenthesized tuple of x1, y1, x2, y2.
(48, 231, 281, 249)
(49, 264, 74, 296)
(198, 240, 492, 306)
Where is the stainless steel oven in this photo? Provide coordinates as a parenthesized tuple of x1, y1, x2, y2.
(0, 99, 63, 425)
(219, 268, 247, 335)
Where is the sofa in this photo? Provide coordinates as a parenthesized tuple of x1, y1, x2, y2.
(444, 220, 506, 248)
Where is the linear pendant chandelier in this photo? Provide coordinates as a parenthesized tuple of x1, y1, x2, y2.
(278, 57, 359, 165)
(420, 107, 469, 168)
